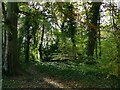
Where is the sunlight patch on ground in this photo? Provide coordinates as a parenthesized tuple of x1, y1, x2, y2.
(43, 78, 65, 88)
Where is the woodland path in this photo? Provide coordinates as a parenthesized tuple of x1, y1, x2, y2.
(3, 63, 119, 89)
(3, 64, 70, 88)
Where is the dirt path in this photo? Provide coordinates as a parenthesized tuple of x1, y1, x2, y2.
(27, 64, 69, 88)
(3, 64, 69, 88)
(3, 64, 119, 88)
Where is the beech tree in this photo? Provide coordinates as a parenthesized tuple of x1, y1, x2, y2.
(6, 2, 20, 75)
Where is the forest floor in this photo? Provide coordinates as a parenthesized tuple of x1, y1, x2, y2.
(2, 61, 120, 89)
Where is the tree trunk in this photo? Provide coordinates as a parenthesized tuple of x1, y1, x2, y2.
(0, 2, 2, 84)
(2, 25, 7, 72)
(68, 4, 77, 60)
(24, 15, 31, 63)
(98, 14, 101, 59)
(6, 2, 19, 75)
(39, 24, 44, 61)
(71, 36, 76, 60)
(87, 2, 101, 63)
(2, 2, 8, 73)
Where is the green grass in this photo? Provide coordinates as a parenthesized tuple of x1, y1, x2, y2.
(36, 61, 105, 77)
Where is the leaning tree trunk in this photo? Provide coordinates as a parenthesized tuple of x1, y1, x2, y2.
(87, 2, 101, 63)
(6, 2, 20, 75)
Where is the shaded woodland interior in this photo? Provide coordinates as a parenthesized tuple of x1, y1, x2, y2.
(1, 1, 120, 89)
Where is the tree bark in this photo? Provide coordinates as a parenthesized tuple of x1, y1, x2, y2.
(2, 2, 7, 72)
(24, 15, 31, 63)
(87, 2, 101, 62)
(6, 2, 19, 75)
(39, 24, 44, 61)
(0, 2, 2, 83)
(68, 4, 77, 60)
(98, 13, 101, 59)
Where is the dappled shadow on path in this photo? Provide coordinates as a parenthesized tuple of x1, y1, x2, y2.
(2, 64, 69, 89)
(3, 62, 119, 89)
(35, 62, 119, 88)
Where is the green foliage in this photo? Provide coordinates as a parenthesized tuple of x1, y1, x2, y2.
(2, 2, 120, 88)
(17, 2, 120, 77)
